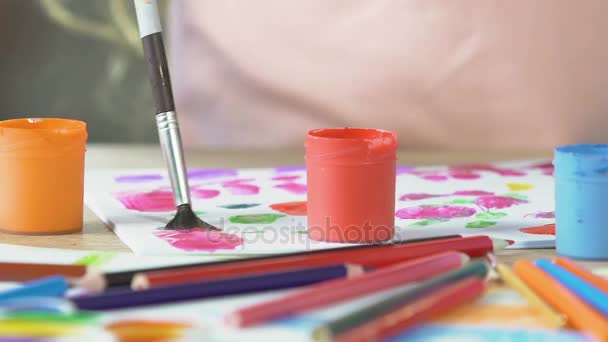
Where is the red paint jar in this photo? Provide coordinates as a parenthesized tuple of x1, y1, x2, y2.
(306, 128, 398, 243)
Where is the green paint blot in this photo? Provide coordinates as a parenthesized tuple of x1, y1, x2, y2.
(445, 198, 475, 205)
(411, 219, 443, 227)
(475, 211, 507, 220)
(229, 214, 285, 224)
(74, 252, 115, 267)
(219, 203, 260, 209)
(1, 311, 100, 324)
(466, 220, 498, 228)
(502, 193, 528, 200)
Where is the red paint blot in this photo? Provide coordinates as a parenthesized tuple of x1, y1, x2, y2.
(519, 223, 555, 235)
(115, 191, 174, 212)
(270, 201, 307, 215)
(155, 229, 243, 252)
(191, 188, 221, 199)
(223, 183, 260, 195)
(271, 175, 301, 182)
(274, 182, 307, 194)
(475, 196, 527, 210)
(395, 206, 476, 219)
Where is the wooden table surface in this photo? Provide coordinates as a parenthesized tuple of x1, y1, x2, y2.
(0, 144, 605, 269)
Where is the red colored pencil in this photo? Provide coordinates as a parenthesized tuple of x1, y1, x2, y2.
(226, 251, 469, 327)
(331, 277, 485, 342)
(132, 236, 503, 289)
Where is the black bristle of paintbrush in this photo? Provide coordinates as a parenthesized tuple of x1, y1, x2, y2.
(165, 204, 219, 231)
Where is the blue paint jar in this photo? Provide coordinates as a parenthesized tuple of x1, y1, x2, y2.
(554, 144, 608, 259)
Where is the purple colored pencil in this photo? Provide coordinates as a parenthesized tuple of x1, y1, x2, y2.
(72, 264, 361, 310)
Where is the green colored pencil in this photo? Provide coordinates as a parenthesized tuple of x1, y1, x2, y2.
(312, 260, 490, 341)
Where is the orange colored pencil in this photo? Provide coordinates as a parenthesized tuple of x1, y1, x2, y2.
(513, 260, 608, 341)
(555, 257, 608, 294)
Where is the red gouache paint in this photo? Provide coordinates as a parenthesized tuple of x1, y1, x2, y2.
(306, 128, 397, 243)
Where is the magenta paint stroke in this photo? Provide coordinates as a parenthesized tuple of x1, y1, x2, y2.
(275, 166, 306, 173)
(223, 183, 260, 195)
(271, 175, 301, 182)
(155, 229, 243, 252)
(191, 188, 221, 199)
(475, 195, 527, 210)
(528, 161, 554, 176)
(399, 190, 495, 202)
(274, 182, 307, 195)
(525, 211, 555, 219)
(187, 169, 238, 180)
(449, 164, 527, 177)
(114, 174, 163, 183)
(221, 178, 256, 185)
(452, 190, 494, 196)
(395, 205, 476, 219)
(115, 190, 175, 212)
(399, 193, 444, 201)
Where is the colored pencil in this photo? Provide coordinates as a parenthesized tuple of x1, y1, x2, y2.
(72, 264, 361, 310)
(132, 235, 503, 289)
(513, 260, 608, 341)
(311, 260, 491, 341)
(108, 234, 462, 289)
(0, 262, 86, 282)
(555, 257, 608, 293)
(316, 277, 485, 342)
(535, 259, 608, 316)
(226, 251, 469, 327)
(495, 263, 565, 328)
(0, 276, 68, 302)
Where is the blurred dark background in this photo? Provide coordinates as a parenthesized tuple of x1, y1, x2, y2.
(0, 0, 170, 142)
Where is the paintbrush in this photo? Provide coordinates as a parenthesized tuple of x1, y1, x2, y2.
(133, 0, 217, 230)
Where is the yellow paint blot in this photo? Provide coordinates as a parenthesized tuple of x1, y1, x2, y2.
(507, 183, 534, 191)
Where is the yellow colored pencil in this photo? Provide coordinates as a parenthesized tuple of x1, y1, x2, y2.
(496, 263, 566, 328)
(0, 321, 82, 337)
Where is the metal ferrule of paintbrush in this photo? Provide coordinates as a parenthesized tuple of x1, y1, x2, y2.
(156, 111, 190, 206)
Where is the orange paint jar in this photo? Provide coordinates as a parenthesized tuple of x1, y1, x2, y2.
(0, 118, 87, 234)
(306, 128, 398, 243)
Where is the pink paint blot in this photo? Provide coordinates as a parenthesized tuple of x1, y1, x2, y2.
(453, 190, 495, 196)
(395, 205, 476, 219)
(155, 229, 243, 252)
(271, 175, 301, 182)
(223, 183, 260, 195)
(529, 162, 554, 176)
(191, 188, 221, 199)
(450, 164, 526, 177)
(475, 196, 527, 210)
(274, 182, 307, 195)
(421, 174, 449, 182)
(399, 193, 444, 201)
(221, 178, 256, 185)
(115, 191, 174, 212)
(526, 211, 555, 219)
(449, 171, 482, 180)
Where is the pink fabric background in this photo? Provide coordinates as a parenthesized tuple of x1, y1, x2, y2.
(169, 1, 608, 151)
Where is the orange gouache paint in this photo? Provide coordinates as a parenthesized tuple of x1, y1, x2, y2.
(270, 201, 307, 216)
(105, 320, 192, 342)
(0, 118, 87, 234)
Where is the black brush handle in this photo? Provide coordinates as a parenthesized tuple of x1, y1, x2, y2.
(134, 0, 175, 114)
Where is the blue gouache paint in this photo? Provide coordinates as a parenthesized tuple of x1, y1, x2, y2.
(535, 259, 608, 316)
(554, 144, 608, 259)
(0, 277, 68, 302)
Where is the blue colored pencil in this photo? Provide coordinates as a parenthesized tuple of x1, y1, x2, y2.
(72, 264, 361, 310)
(535, 259, 608, 316)
(0, 276, 68, 302)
